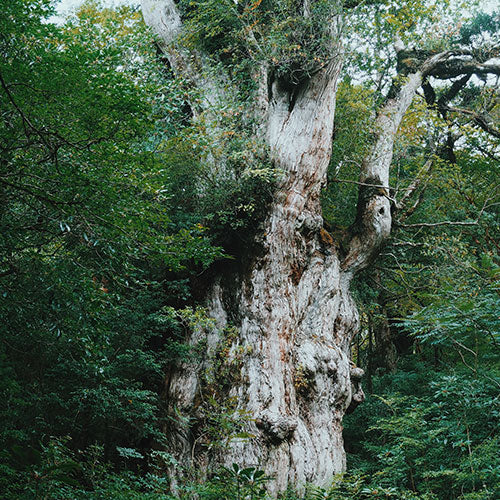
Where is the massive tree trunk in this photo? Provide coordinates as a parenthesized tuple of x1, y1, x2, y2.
(141, 1, 499, 494)
(141, 1, 369, 493)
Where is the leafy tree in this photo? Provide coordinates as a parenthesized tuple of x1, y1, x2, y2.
(1, 1, 498, 498)
(0, 1, 223, 497)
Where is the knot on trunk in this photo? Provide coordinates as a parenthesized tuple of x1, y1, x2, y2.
(346, 364, 365, 414)
(295, 211, 323, 233)
(354, 177, 389, 230)
(256, 411, 297, 444)
(350, 366, 364, 381)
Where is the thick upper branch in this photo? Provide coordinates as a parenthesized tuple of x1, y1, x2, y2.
(141, 0, 230, 112)
(342, 46, 500, 275)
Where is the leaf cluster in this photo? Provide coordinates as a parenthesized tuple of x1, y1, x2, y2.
(177, 0, 341, 88)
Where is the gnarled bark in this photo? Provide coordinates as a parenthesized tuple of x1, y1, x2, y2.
(143, 1, 355, 492)
(142, 1, 371, 494)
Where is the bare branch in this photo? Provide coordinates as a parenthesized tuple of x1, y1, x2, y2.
(398, 219, 479, 228)
(332, 178, 394, 190)
(398, 194, 496, 229)
(397, 157, 433, 209)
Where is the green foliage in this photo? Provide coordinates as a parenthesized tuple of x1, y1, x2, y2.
(0, 1, 225, 497)
(1, 436, 179, 499)
(326, 8, 499, 494)
(342, 364, 499, 500)
(342, 0, 481, 94)
(1, 1, 499, 499)
(152, 125, 277, 252)
(193, 463, 272, 500)
(177, 0, 341, 87)
(458, 11, 500, 47)
(322, 81, 376, 227)
(343, 174, 499, 500)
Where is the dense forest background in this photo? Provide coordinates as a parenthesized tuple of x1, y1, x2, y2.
(0, 0, 498, 498)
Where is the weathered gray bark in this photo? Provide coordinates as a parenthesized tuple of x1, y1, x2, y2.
(141, 1, 500, 494)
(141, 1, 368, 493)
(142, 2, 354, 492)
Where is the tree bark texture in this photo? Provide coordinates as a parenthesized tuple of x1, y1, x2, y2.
(142, 1, 367, 493)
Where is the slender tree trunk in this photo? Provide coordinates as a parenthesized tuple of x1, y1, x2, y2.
(373, 304, 398, 373)
(372, 273, 397, 373)
(367, 325, 373, 394)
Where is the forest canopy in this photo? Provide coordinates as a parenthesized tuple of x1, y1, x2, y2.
(0, 1, 498, 499)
